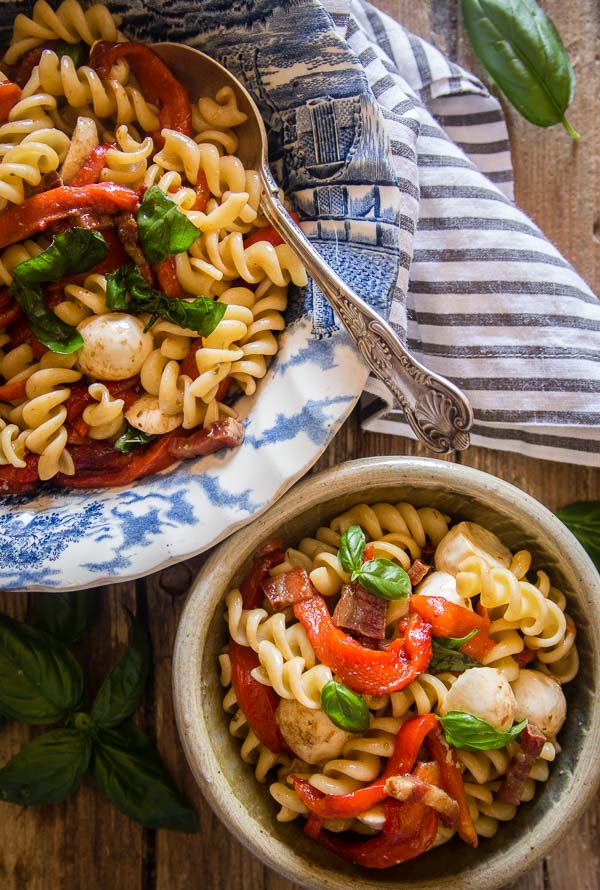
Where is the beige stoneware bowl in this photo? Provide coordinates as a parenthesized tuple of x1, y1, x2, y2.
(172, 456, 600, 889)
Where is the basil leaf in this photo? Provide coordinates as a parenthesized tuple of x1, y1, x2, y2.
(0, 614, 84, 724)
(9, 228, 108, 354)
(34, 589, 98, 645)
(556, 501, 600, 572)
(430, 634, 480, 674)
(91, 613, 149, 729)
(0, 729, 91, 806)
(354, 558, 411, 600)
(462, 0, 579, 139)
(114, 422, 158, 454)
(90, 723, 199, 832)
(321, 680, 370, 733)
(338, 525, 366, 575)
(136, 186, 199, 264)
(54, 40, 88, 67)
(439, 711, 528, 750)
(106, 262, 225, 337)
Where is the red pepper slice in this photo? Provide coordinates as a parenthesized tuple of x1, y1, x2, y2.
(427, 723, 478, 847)
(305, 797, 438, 869)
(293, 595, 432, 695)
(90, 41, 192, 141)
(0, 454, 40, 493)
(64, 377, 138, 424)
(292, 713, 438, 820)
(240, 545, 286, 610)
(194, 170, 210, 212)
(0, 378, 26, 401)
(6, 318, 47, 358)
(69, 143, 114, 187)
(512, 647, 536, 668)
(0, 81, 21, 122)
(154, 256, 182, 297)
(0, 183, 140, 249)
(243, 212, 301, 248)
(229, 638, 284, 754)
(0, 304, 23, 328)
(409, 595, 495, 661)
(180, 337, 203, 380)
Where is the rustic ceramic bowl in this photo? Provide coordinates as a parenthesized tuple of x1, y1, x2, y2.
(173, 456, 600, 890)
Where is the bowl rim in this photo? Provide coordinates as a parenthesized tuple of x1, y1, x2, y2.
(172, 455, 600, 890)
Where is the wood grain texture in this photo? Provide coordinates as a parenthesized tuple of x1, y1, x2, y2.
(0, 1, 598, 888)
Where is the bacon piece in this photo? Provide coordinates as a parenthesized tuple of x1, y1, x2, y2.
(261, 567, 315, 611)
(167, 417, 244, 460)
(408, 559, 431, 586)
(385, 773, 460, 829)
(498, 723, 546, 806)
(332, 581, 387, 641)
(115, 211, 153, 284)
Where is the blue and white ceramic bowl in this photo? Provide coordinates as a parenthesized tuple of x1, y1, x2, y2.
(0, 0, 401, 590)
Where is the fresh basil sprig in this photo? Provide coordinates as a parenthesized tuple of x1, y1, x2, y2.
(556, 501, 600, 572)
(0, 604, 197, 833)
(321, 680, 370, 733)
(106, 262, 225, 336)
(430, 630, 480, 674)
(34, 589, 98, 646)
(114, 422, 157, 454)
(136, 186, 199, 265)
(439, 710, 527, 750)
(0, 614, 84, 724)
(9, 228, 108, 354)
(0, 729, 92, 806)
(462, 0, 579, 139)
(338, 524, 411, 600)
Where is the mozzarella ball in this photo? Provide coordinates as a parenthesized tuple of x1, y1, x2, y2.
(435, 521, 512, 576)
(441, 667, 516, 732)
(77, 313, 153, 380)
(511, 670, 567, 738)
(276, 700, 352, 764)
(125, 394, 182, 435)
(416, 570, 468, 607)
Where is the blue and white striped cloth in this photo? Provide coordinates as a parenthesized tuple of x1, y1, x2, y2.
(331, 0, 600, 466)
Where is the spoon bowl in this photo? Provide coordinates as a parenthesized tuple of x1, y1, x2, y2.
(153, 43, 474, 453)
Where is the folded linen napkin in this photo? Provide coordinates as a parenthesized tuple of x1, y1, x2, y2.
(335, 1, 600, 466)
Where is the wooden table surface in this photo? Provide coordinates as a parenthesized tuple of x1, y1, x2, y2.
(1, 1, 598, 888)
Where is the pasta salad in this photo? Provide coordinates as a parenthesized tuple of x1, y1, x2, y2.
(0, 0, 306, 491)
(219, 501, 577, 868)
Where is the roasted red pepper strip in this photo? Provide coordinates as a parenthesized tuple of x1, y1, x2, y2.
(0, 378, 26, 401)
(513, 647, 536, 668)
(305, 797, 438, 869)
(69, 142, 113, 186)
(6, 319, 46, 358)
(293, 594, 432, 695)
(194, 170, 210, 211)
(409, 594, 495, 661)
(90, 41, 192, 139)
(243, 212, 301, 248)
(180, 337, 203, 380)
(0, 454, 40, 493)
(0, 304, 22, 328)
(229, 638, 284, 754)
(0, 81, 21, 122)
(65, 377, 138, 424)
(427, 723, 478, 847)
(240, 545, 286, 610)
(0, 183, 140, 249)
(154, 256, 182, 297)
(292, 714, 438, 820)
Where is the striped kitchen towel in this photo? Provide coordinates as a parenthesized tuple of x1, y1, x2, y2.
(331, 0, 600, 466)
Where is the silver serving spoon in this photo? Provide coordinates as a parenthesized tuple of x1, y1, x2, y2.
(154, 43, 473, 454)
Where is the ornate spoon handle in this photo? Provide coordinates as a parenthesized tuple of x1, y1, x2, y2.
(259, 174, 474, 453)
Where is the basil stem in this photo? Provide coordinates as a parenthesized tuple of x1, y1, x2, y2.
(439, 710, 528, 750)
(462, 0, 579, 139)
(321, 680, 370, 733)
